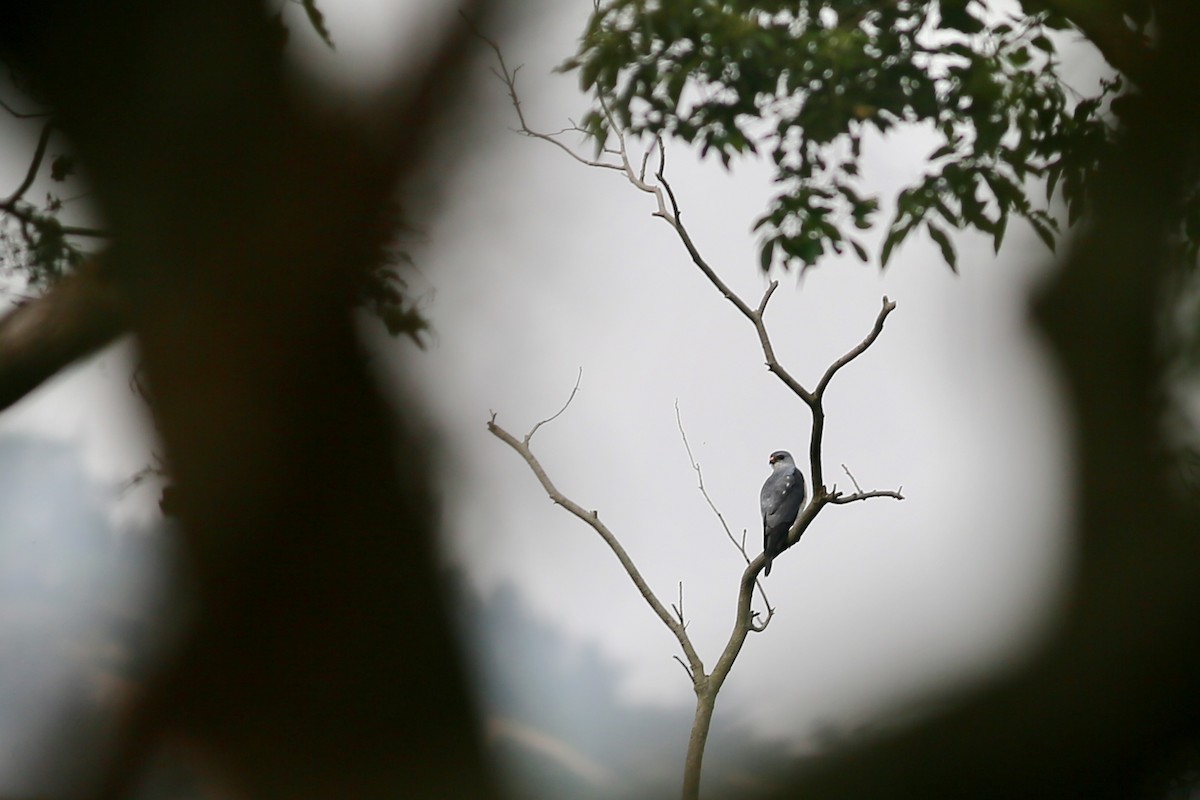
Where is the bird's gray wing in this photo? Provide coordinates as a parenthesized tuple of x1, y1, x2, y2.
(761, 468, 806, 576)
(761, 468, 803, 523)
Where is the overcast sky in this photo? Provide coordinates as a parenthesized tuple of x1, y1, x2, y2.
(0, 1, 1112, 794)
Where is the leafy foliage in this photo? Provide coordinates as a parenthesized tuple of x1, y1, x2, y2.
(355, 203, 431, 347)
(296, 0, 335, 50)
(0, 204, 86, 290)
(564, 0, 1124, 272)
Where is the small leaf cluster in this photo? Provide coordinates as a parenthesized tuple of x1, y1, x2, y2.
(357, 261, 430, 347)
(354, 203, 431, 347)
(295, 0, 334, 50)
(269, 0, 335, 51)
(0, 201, 86, 290)
(565, 0, 1124, 272)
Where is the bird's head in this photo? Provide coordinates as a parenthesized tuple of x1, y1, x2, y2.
(768, 450, 794, 468)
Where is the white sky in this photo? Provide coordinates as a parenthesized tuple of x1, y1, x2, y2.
(0, 0, 1108, 785)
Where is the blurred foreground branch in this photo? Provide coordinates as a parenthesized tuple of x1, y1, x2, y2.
(0, 2, 505, 797)
(763, 6, 1200, 799)
(0, 259, 125, 411)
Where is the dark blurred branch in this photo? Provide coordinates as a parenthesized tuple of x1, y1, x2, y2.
(1039, 0, 1154, 84)
(766, 5, 1200, 798)
(2, 119, 52, 207)
(0, 120, 108, 238)
(0, 258, 125, 410)
(0, 1, 505, 797)
(0, 93, 51, 119)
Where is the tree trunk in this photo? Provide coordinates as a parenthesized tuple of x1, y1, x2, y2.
(682, 684, 717, 800)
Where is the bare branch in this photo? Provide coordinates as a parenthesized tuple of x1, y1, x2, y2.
(841, 463, 864, 495)
(833, 465, 903, 502)
(675, 401, 739, 554)
(638, 135, 660, 183)
(748, 600, 776, 633)
(672, 581, 686, 626)
(525, 367, 582, 444)
(756, 281, 779, 315)
(815, 295, 897, 397)
(673, 655, 695, 681)
(675, 401, 774, 618)
(654, 169, 760, 322)
(465, 15, 625, 174)
(477, 25, 897, 462)
(487, 414, 707, 681)
(659, 168, 821, 406)
(805, 296, 896, 492)
(2, 120, 53, 208)
(829, 488, 905, 504)
(0, 192, 109, 239)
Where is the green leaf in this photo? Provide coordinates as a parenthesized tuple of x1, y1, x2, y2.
(881, 228, 902, 268)
(299, 0, 334, 50)
(1045, 161, 1062, 201)
(927, 221, 958, 272)
(560, 0, 1127, 275)
(1008, 47, 1031, 68)
(50, 155, 76, 182)
(1029, 213, 1057, 251)
(759, 238, 775, 272)
(580, 56, 600, 91)
(933, 193, 961, 227)
(929, 142, 957, 160)
(1030, 34, 1055, 54)
(851, 239, 869, 262)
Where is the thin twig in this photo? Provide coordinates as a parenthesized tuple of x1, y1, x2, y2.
(841, 463, 864, 495)
(0, 201, 108, 239)
(526, 367, 582, 444)
(672, 581, 686, 626)
(815, 296, 897, 397)
(2, 121, 53, 208)
(674, 401, 739, 554)
(829, 488, 905, 504)
(807, 296, 896, 491)
(675, 400, 773, 628)
(464, 13, 625, 174)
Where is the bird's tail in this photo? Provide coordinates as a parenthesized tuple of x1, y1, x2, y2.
(763, 557, 773, 577)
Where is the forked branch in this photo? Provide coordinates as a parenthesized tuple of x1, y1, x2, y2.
(486, 408, 706, 683)
(464, 14, 625, 175)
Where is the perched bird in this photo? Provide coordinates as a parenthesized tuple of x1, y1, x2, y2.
(760, 450, 806, 576)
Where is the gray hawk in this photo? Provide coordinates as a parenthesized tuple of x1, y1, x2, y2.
(760, 450, 805, 576)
